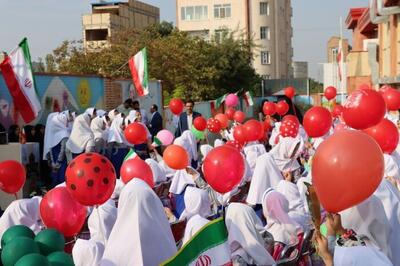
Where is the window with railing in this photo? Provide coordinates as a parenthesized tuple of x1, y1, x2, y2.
(181, 6, 208, 21)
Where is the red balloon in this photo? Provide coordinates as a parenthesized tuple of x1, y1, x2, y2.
(282, 115, 299, 126)
(207, 118, 221, 133)
(233, 111, 246, 123)
(233, 125, 247, 144)
(332, 104, 344, 118)
(0, 160, 26, 194)
(225, 108, 236, 120)
(312, 130, 384, 213)
(243, 119, 263, 142)
(380, 85, 400, 111)
(263, 118, 272, 132)
(303, 106, 332, 138)
(276, 101, 289, 116)
(163, 144, 189, 170)
(324, 86, 337, 100)
(334, 123, 347, 133)
(169, 98, 184, 115)
(124, 123, 148, 145)
(263, 102, 276, 116)
(363, 118, 399, 154)
(279, 120, 299, 138)
(193, 116, 207, 131)
(215, 113, 229, 129)
(343, 88, 386, 129)
(225, 140, 243, 151)
(284, 87, 296, 99)
(66, 153, 116, 206)
(203, 146, 245, 193)
(40, 187, 87, 237)
(120, 158, 154, 187)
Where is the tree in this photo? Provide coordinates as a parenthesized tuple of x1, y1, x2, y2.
(309, 78, 323, 94)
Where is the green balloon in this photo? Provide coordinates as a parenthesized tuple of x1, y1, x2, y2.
(34, 229, 65, 256)
(15, 254, 50, 266)
(47, 252, 74, 266)
(191, 126, 205, 140)
(1, 225, 35, 247)
(320, 223, 327, 237)
(1, 237, 39, 266)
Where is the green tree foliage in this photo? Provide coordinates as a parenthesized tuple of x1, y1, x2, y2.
(45, 22, 260, 102)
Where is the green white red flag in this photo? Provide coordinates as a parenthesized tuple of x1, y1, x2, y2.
(243, 91, 254, 106)
(0, 38, 41, 123)
(129, 48, 149, 97)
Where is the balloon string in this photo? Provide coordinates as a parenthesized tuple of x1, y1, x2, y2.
(292, 101, 297, 116)
(14, 193, 18, 200)
(96, 205, 107, 246)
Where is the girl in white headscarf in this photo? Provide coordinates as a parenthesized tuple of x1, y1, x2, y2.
(85, 107, 97, 119)
(125, 110, 153, 160)
(180, 187, 211, 244)
(90, 116, 108, 154)
(66, 113, 95, 157)
(276, 180, 311, 231)
(243, 142, 267, 176)
(43, 112, 70, 186)
(262, 189, 303, 245)
(101, 179, 177, 265)
(145, 158, 167, 184)
(73, 239, 105, 266)
(0, 197, 42, 245)
(200, 144, 213, 161)
(88, 199, 117, 246)
(269, 137, 304, 173)
(107, 113, 128, 177)
(225, 203, 275, 266)
(174, 130, 198, 169)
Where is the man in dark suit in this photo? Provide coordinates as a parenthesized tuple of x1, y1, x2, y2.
(175, 99, 201, 137)
(148, 104, 163, 139)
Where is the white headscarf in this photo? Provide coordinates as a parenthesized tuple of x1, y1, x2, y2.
(262, 189, 302, 245)
(276, 180, 311, 231)
(384, 153, 400, 180)
(179, 187, 211, 221)
(159, 159, 177, 179)
(169, 169, 197, 194)
(200, 144, 213, 160)
(96, 109, 106, 117)
(269, 137, 304, 172)
(269, 122, 281, 147)
(181, 214, 209, 245)
(225, 203, 275, 265)
(108, 109, 117, 122)
(246, 153, 283, 205)
(43, 112, 70, 159)
(214, 139, 224, 147)
(145, 158, 167, 183)
(125, 110, 139, 125)
(243, 143, 267, 176)
(85, 107, 96, 118)
(334, 246, 393, 266)
(107, 113, 125, 144)
(175, 130, 198, 161)
(91, 116, 106, 141)
(373, 179, 400, 266)
(111, 179, 124, 200)
(101, 179, 177, 265)
(73, 239, 105, 266)
(88, 200, 117, 246)
(340, 195, 392, 260)
(0, 197, 42, 245)
(66, 113, 94, 154)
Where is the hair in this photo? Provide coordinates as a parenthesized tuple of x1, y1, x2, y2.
(185, 99, 195, 106)
(152, 104, 158, 111)
(132, 100, 139, 106)
(124, 98, 133, 105)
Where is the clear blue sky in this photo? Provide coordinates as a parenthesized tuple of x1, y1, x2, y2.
(0, 0, 369, 80)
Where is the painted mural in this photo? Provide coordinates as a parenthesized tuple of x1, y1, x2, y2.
(0, 74, 104, 127)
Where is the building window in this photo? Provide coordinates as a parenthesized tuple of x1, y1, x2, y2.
(214, 4, 231, 19)
(85, 29, 108, 41)
(260, 2, 269, 15)
(260, 26, 270, 40)
(181, 6, 208, 21)
(214, 29, 228, 43)
(261, 51, 271, 65)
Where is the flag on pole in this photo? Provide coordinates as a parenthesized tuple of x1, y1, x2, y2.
(0, 38, 41, 123)
(336, 39, 343, 82)
(210, 94, 227, 114)
(128, 48, 149, 97)
(161, 218, 231, 266)
(243, 91, 254, 107)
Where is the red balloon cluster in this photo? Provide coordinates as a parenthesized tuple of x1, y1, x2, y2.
(203, 145, 245, 193)
(303, 106, 332, 138)
(124, 123, 148, 145)
(193, 116, 207, 131)
(225, 108, 236, 120)
(169, 98, 184, 115)
(312, 130, 384, 213)
(207, 118, 221, 133)
(66, 153, 116, 206)
(276, 101, 289, 116)
(163, 144, 189, 170)
(233, 111, 246, 123)
(324, 86, 337, 100)
(243, 120, 264, 142)
(332, 104, 344, 118)
(0, 160, 26, 194)
(121, 158, 154, 187)
(380, 85, 400, 111)
(279, 120, 299, 138)
(215, 113, 229, 129)
(284, 87, 296, 99)
(40, 187, 87, 237)
(343, 88, 386, 130)
(263, 102, 276, 116)
(363, 118, 399, 154)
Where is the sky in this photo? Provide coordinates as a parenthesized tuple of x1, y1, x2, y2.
(0, 0, 370, 81)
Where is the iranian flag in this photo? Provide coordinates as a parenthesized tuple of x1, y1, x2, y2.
(243, 91, 254, 106)
(0, 38, 41, 123)
(161, 218, 231, 266)
(129, 48, 149, 97)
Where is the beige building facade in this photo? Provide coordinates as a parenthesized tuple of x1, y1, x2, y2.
(176, 0, 293, 79)
(82, 0, 159, 50)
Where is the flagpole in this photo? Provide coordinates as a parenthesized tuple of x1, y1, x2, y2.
(340, 16, 345, 103)
(110, 60, 130, 77)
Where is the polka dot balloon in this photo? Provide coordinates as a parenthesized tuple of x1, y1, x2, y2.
(66, 153, 116, 206)
(279, 120, 299, 138)
(207, 118, 221, 133)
